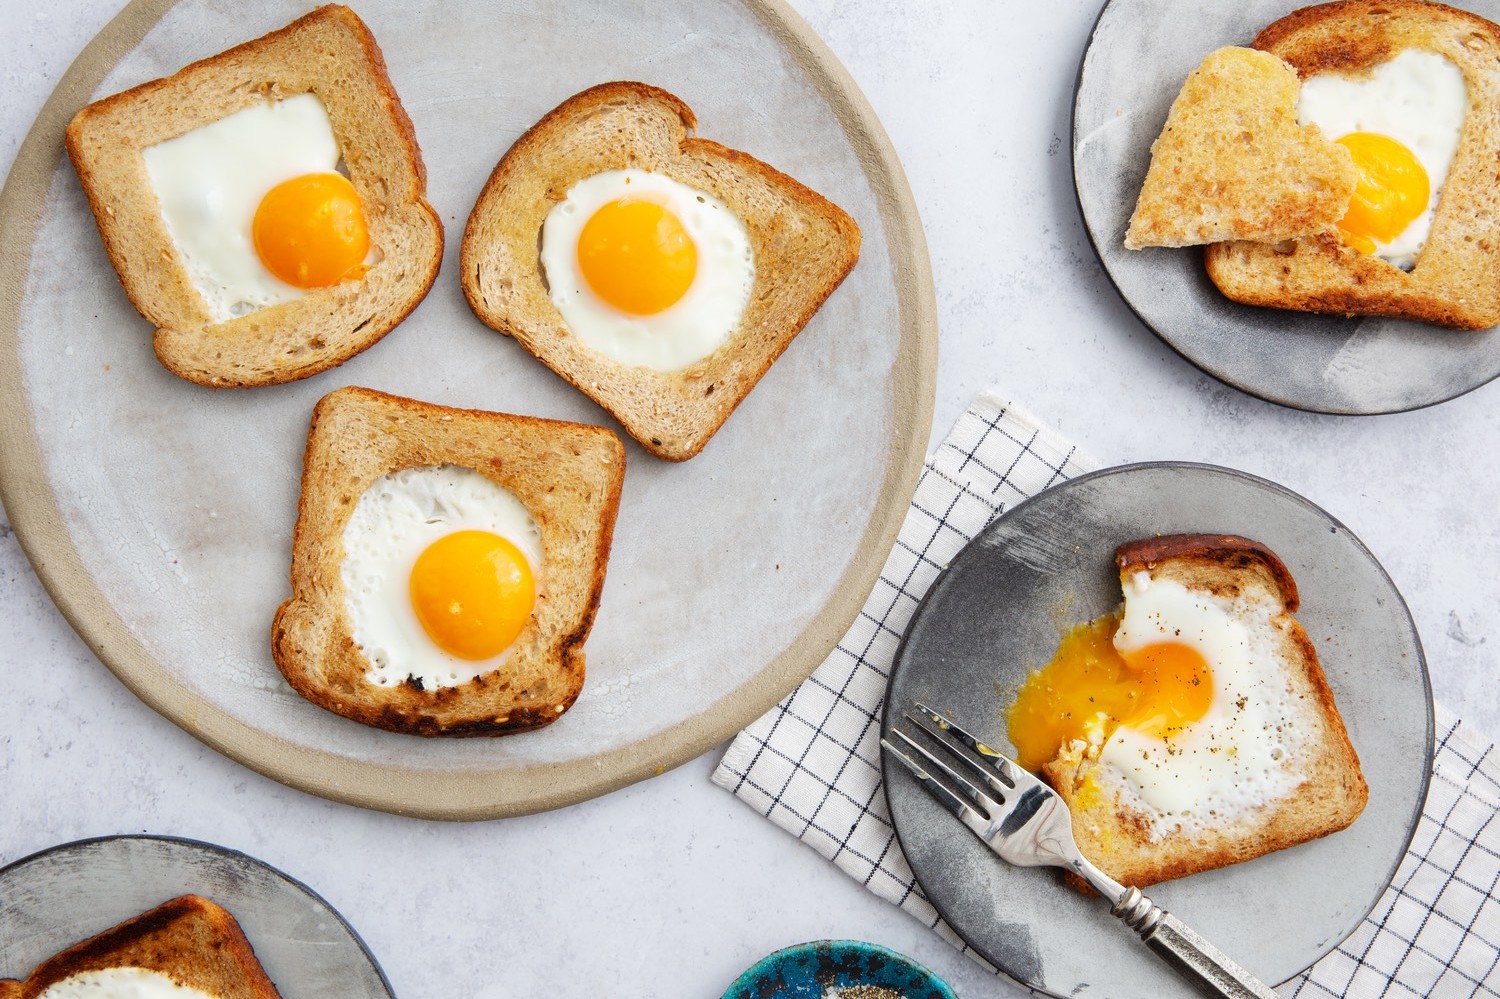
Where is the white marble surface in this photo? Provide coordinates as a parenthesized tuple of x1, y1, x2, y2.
(1, 1, 1496, 998)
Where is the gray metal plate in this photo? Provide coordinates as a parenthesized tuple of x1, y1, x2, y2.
(0, 836, 393, 998)
(882, 463, 1433, 998)
(1072, 0, 1500, 414)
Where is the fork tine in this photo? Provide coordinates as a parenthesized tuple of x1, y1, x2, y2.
(911, 702, 1012, 773)
(880, 735, 995, 841)
(903, 706, 1018, 798)
(884, 726, 1002, 815)
(880, 736, 980, 821)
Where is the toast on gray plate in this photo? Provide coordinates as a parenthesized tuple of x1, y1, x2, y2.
(66, 5, 442, 386)
(461, 81, 860, 461)
(1204, 0, 1500, 329)
(1039, 534, 1367, 889)
(272, 387, 626, 736)
(0, 894, 282, 998)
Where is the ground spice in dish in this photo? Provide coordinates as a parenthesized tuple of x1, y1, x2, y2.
(825, 987, 905, 999)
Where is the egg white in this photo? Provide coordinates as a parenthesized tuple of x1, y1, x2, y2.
(38, 968, 218, 999)
(539, 169, 756, 371)
(1096, 571, 1308, 836)
(1298, 49, 1468, 269)
(143, 93, 343, 322)
(341, 465, 543, 689)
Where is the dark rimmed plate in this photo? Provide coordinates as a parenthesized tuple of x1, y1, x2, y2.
(0, 835, 393, 997)
(882, 462, 1432, 999)
(1072, 0, 1500, 414)
(721, 939, 958, 999)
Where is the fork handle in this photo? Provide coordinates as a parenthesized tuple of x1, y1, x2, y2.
(1113, 888, 1280, 999)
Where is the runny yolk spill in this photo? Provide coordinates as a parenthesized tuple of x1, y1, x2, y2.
(253, 171, 370, 288)
(577, 198, 697, 315)
(1334, 132, 1430, 255)
(1005, 614, 1214, 771)
(409, 530, 535, 661)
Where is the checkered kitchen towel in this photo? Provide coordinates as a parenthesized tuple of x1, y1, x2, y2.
(712, 391, 1500, 997)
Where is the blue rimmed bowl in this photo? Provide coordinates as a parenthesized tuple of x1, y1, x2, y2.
(721, 939, 958, 999)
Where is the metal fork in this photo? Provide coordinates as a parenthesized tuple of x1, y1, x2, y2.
(882, 703, 1279, 999)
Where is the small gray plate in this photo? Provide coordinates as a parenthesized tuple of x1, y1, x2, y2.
(0, 835, 393, 998)
(882, 463, 1432, 999)
(1072, 0, 1500, 414)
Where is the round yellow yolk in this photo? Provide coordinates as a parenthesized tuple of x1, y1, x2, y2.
(1335, 132, 1430, 255)
(252, 172, 370, 288)
(576, 198, 697, 314)
(1005, 614, 1213, 771)
(409, 530, 535, 661)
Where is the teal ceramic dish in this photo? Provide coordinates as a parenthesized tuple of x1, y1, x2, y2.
(721, 939, 958, 999)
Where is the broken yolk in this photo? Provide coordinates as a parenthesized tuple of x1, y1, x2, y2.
(1005, 614, 1214, 771)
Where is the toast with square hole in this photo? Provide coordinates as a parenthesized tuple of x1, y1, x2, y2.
(0, 894, 282, 999)
(271, 386, 626, 736)
(460, 81, 861, 461)
(65, 5, 442, 387)
(1005, 534, 1368, 889)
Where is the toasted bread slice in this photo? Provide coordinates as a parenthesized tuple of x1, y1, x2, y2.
(1204, 1, 1500, 329)
(1125, 47, 1357, 249)
(65, 5, 442, 387)
(1041, 534, 1368, 889)
(0, 895, 281, 998)
(272, 386, 625, 736)
(460, 82, 861, 461)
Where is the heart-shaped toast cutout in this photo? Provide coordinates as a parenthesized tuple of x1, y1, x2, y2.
(1125, 46, 1357, 250)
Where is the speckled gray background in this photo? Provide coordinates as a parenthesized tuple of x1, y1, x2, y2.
(4, 2, 1497, 998)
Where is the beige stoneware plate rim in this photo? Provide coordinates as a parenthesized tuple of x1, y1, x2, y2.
(0, 0, 936, 819)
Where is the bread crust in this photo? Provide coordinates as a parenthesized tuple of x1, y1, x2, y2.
(1115, 532, 1301, 610)
(1204, 0, 1500, 329)
(271, 387, 626, 737)
(65, 5, 443, 387)
(460, 81, 861, 461)
(0, 895, 282, 998)
(1043, 534, 1368, 890)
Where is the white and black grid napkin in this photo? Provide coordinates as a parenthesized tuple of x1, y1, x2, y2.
(712, 391, 1500, 998)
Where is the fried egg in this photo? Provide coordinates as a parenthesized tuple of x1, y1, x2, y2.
(143, 93, 370, 322)
(1007, 571, 1306, 836)
(341, 465, 543, 689)
(38, 967, 218, 999)
(538, 169, 755, 371)
(1298, 49, 1467, 269)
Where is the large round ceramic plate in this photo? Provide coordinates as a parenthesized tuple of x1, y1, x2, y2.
(0, 835, 392, 996)
(882, 463, 1432, 998)
(0, 1, 934, 818)
(1072, 0, 1500, 414)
